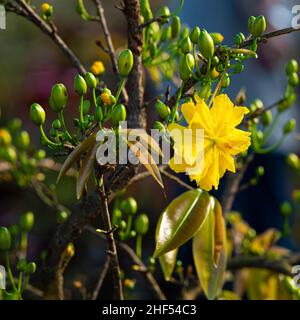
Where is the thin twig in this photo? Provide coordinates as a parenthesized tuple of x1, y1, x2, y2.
(161, 169, 194, 190)
(91, 256, 111, 300)
(93, 0, 128, 102)
(99, 181, 124, 300)
(139, 16, 168, 29)
(14, 0, 86, 74)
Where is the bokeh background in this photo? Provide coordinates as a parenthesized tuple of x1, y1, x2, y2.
(0, 0, 300, 299)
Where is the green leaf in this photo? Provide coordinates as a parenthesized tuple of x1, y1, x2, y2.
(57, 133, 96, 183)
(154, 189, 210, 257)
(155, 214, 178, 281)
(192, 197, 227, 300)
(76, 141, 98, 199)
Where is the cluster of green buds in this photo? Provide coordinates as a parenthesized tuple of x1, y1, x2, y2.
(0, 211, 36, 300)
(112, 196, 149, 258)
(250, 60, 299, 155)
(0, 118, 46, 187)
(29, 49, 133, 149)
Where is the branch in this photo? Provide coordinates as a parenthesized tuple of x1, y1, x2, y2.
(14, 0, 86, 74)
(99, 182, 124, 300)
(93, 0, 128, 102)
(91, 254, 111, 300)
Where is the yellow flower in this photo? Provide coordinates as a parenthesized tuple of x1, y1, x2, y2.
(90, 61, 105, 76)
(168, 94, 251, 191)
(100, 92, 111, 105)
(41, 3, 51, 14)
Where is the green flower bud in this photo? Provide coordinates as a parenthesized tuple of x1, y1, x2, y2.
(17, 259, 27, 272)
(287, 153, 300, 170)
(0, 128, 12, 146)
(9, 224, 19, 237)
(148, 22, 160, 42)
(285, 59, 299, 75)
(50, 84, 68, 112)
(7, 118, 22, 132)
(153, 121, 165, 132)
(190, 26, 200, 44)
(198, 29, 215, 59)
(253, 99, 264, 110)
(0, 227, 11, 251)
(85, 72, 97, 89)
(122, 197, 137, 215)
(57, 211, 68, 224)
(211, 56, 219, 66)
(140, 0, 153, 20)
(24, 262, 36, 275)
(35, 149, 46, 160)
(74, 74, 87, 96)
(222, 73, 230, 88)
(112, 208, 122, 225)
(118, 49, 134, 78)
(119, 220, 127, 231)
(233, 63, 245, 74)
(156, 6, 170, 22)
(256, 166, 265, 177)
(209, 32, 224, 45)
(283, 119, 296, 134)
(250, 15, 266, 38)
(248, 16, 256, 30)
(49, 128, 57, 139)
(30, 103, 46, 125)
(130, 230, 136, 238)
(180, 36, 192, 54)
(15, 130, 30, 150)
(171, 16, 181, 38)
(135, 214, 149, 235)
(288, 72, 299, 87)
(278, 91, 297, 112)
(234, 32, 245, 46)
(155, 100, 171, 119)
(20, 211, 34, 231)
(83, 100, 91, 115)
(179, 53, 195, 81)
(2, 146, 17, 163)
(112, 104, 126, 126)
(198, 83, 212, 100)
(52, 119, 61, 130)
(180, 27, 190, 40)
(280, 201, 292, 217)
(161, 26, 171, 42)
(261, 110, 272, 127)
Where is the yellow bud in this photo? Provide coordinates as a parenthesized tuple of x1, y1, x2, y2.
(41, 3, 50, 14)
(211, 68, 220, 79)
(100, 92, 111, 105)
(90, 61, 105, 76)
(0, 128, 12, 146)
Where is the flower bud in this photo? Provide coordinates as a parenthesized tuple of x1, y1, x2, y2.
(155, 100, 171, 120)
(17, 259, 27, 272)
(286, 59, 299, 75)
(112, 208, 122, 225)
(50, 84, 68, 112)
(57, 211, 69, 224)
(156, 6, 170, 23)
(153, 121, 165, 132)
(7, 118, 22, 132)
(180, 36, 192, 54)
(0, 227, 11, 251)
(288, 72, 299, 87)
(85, 72, 97, 89)
(100, 92, 112, 106)
(261, 110, 272, 127)
(41, 3, 53, 18)
(35, 149, 46, 160)
(112, 104, 126, 126)
(65, 243, 75, 258)
(90, 61, 105, 76)
(222, 73, 230, 88)
(74, 74, 87, 96)
(190, 26, 200, 44)
(24, 262, 36, 275)
(211, 56, 219, 66)
(30, 103, 46, 126)
(287, 153, 300, 170)
(248, 16, 256, 30)
(135, 214, 149, 235)
(211, 67, 220, 79)
(283, 119, 296, 134)
(234, 32, 245, 46)
(280, 201, 292, 217)
(233, 63, 244, 74)
(140, 0, 153, 20)
(118, 49, 134, 78)
(122, 197, 137, 215)
(179, 53, 195, 80)
(15, 130, 30, 150)
(209, 33, 224, 45)
(52, 119, 61, 130)
(198, 83, 212, 100)
(161, 26, 171, 42)
(0, 128, 12, 146)
(250, 15, 266, 38)
(198, 29, 214, 59)
(124, 278, 136, 290)
(171, 16, 181, 38)
(20, 211, 34, 231)
(2, 146, 17, 163)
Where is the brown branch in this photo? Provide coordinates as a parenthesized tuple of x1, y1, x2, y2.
(93, 0, 128, 102)
(14, 0, 86, 74)
(99, 182, 124, 300)
(91, 255, 111, 300)
(139, 16, 168, 29)
(161, 169, 194, 190)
